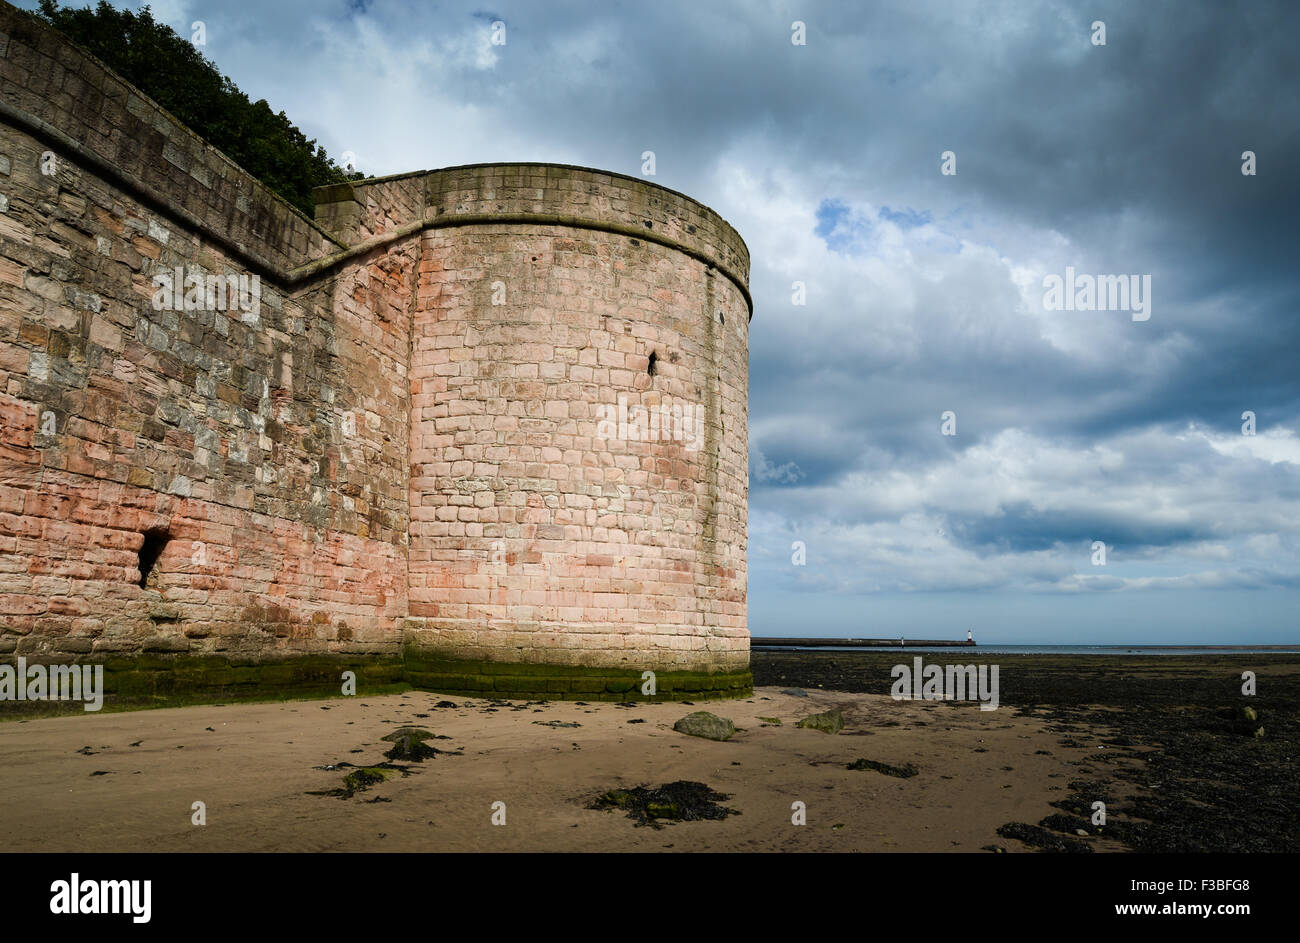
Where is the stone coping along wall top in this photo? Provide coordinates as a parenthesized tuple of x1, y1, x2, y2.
(313, 162, 754, 317)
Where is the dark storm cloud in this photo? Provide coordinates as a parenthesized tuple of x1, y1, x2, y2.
(946, 504, 1211, 555)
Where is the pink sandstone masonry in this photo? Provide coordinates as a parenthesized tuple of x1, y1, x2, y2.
(0, 3, 750, 702)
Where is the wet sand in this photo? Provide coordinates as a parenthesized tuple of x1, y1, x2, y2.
(0, 685, 1128, 852)
(3, 652, 1292, 852)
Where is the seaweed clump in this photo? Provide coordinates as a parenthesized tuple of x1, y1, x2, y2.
(308, 764, 406, 799)
(996, 822, 1094, 853)
(846, 758, 918, 778)
(381, 727, 458, 762)
(589, 781, 740, 828)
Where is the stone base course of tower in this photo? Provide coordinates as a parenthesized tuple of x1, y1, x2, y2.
(0, 3, 750, 706)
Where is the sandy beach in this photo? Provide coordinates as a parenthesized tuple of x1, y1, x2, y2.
(0, 684, 1133, 853)
(4, 651, 1294, 853)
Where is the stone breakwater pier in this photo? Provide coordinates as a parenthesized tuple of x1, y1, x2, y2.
(0, 2, 751, 705)
(752, 638, 976, 648)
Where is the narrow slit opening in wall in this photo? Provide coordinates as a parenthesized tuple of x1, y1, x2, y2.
(137, 530, 170, 589)
(647, 350, 657, 376)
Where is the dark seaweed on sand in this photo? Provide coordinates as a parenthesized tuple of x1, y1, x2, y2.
(997, 822, 1093, 853)
(590, 781, 740, 828)
(847, 758, 918, 777)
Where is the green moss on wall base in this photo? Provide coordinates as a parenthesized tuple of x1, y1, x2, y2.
(403, 648, 752, 701)
(0, 654, 408, 719)
(0, 649, 753, 718)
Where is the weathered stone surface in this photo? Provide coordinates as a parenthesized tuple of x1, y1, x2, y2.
(796, 708, 844, 735)
(673, 711, 736, 741)
(0, 3, 750, 689)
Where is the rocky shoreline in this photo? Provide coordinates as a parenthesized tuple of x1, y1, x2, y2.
(753, 650, 1300, 852)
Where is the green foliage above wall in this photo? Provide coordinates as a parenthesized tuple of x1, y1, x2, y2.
(37, 0, 362, 215)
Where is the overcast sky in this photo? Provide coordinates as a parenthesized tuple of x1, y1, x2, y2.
(37, 0, 1300, 643)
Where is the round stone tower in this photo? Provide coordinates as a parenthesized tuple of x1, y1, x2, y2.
(401, 163, 751, 699)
